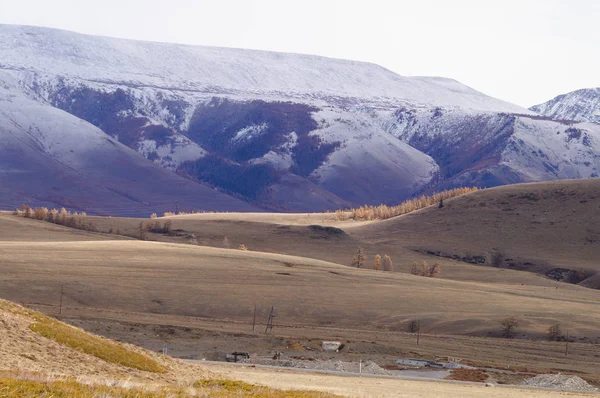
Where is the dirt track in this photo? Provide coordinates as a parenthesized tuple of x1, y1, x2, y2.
(206, 362, 596, 397)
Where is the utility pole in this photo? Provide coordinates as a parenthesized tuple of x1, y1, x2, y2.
(265, 306, 275, 334)
(565, 330, 569, 357)
(59, 284, 64, 315)
(252, 304, 257, 334)
(417, 319, 420, 346)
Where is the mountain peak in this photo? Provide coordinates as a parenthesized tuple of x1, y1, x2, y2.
(531, 87, 600, 123)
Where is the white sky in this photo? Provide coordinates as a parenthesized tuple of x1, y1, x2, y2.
(1, 0, 598, 107)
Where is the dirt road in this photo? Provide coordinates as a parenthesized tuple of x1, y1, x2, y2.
(204, 362, 596, 397)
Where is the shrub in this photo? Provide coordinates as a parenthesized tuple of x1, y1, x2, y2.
(548, 323, 563, 341)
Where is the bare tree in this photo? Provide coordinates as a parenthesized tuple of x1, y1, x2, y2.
(351, 247, 366, 268)
(138, 222, 147, 240)
(408, 319, 420, 333)
(500, 317, 519, 338)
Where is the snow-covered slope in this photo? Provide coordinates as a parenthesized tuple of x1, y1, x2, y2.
(0, 24, 527, 113)
(0, 24, 598, 213)
(385, 108, 600, 187)
(0, 71, 256, 215)
(531, 88, 600, 124)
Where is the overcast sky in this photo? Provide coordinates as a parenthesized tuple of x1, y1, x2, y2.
(1, 0, 598, 107)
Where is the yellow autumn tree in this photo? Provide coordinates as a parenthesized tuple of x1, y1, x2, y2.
(373, 254, 382, 271)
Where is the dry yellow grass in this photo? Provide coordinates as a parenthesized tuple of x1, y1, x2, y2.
(0, 377, 183, 398)
(0, 376, 338, 398)
(28, 313, 165, 373)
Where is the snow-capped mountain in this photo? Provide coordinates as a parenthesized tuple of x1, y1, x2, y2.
(0, 24, 599, 214)
(531, 88, 600, 124)
(0, 70, 256, 215)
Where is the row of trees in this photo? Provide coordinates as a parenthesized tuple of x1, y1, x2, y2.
(335, 187, 479, 221)
(350, 248, 393, 271)
(350, 249, 442, 277)
(410, 261, 441, 277)
(15, 204, 97, 232)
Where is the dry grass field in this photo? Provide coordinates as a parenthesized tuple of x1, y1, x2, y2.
(1, 179, 600, 394)
(61, 179, 600, 289)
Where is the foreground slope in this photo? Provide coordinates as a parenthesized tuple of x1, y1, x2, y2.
(0, 71, 256, 216)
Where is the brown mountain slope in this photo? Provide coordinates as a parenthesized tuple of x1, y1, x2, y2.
(351, 179, 600, 287)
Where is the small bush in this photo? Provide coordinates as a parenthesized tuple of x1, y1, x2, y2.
(548, 323, 563, 341)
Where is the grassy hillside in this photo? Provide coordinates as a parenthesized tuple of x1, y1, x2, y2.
(0, 299, 337, 397)
(352, 179, 600, 287)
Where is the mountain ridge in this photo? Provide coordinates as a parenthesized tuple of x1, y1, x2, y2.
(531, 87, 600, 124)
(1, 24, 599, 214)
